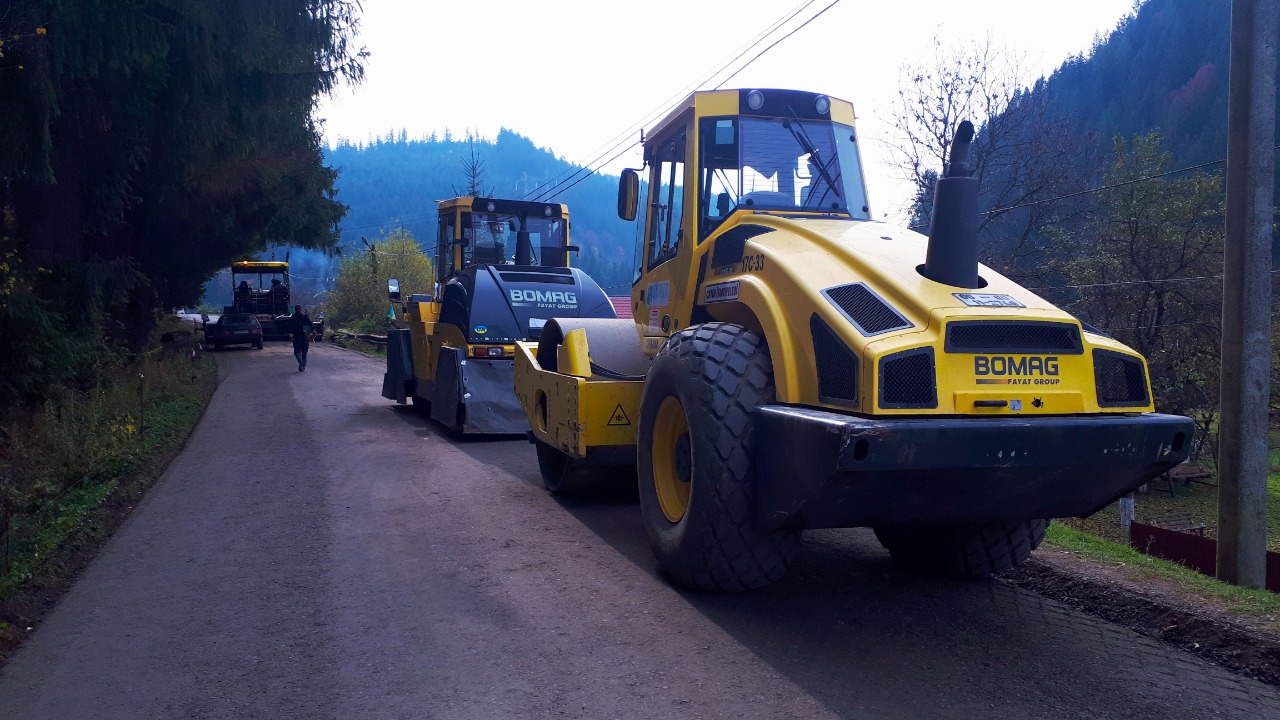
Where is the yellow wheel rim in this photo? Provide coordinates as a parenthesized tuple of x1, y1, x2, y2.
(652, 395, 692, 523)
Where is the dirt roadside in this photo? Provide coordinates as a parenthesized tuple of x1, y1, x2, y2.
(1004, 550, 1280, 686)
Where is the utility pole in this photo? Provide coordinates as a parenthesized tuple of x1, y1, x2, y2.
(1217, 0, 1278, 589)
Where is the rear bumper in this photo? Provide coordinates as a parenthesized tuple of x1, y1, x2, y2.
(752, 406, 1194, 530)
(211, 334, 260, 345)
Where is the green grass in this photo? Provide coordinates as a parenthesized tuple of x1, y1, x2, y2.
(0, 329, 218, 598)
(1043, 523, 1280, 616)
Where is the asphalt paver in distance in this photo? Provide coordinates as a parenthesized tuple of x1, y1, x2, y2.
(0, 340, 1277, 719)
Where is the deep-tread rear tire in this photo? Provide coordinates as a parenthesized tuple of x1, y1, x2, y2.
(637, 322, 800, 593)
(874, 519, 1049, 579)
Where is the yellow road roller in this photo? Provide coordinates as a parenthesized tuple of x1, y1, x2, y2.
(382, 196, 617, 434)
(514, 89, 1193, 591)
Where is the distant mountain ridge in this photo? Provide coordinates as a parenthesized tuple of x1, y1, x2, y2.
(324, 129, 636, 293)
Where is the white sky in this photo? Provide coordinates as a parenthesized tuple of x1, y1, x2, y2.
(316, 0, 1138, 223)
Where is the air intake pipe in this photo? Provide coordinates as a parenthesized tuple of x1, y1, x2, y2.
(920, 120, 981, 288)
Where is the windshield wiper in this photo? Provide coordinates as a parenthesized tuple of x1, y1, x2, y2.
(784, 107, 841, 209)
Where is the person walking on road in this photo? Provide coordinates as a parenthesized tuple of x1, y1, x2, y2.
(288, 304, 314, 372)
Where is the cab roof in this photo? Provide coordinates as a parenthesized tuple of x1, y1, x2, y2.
(436, 196, 568, 219)
(644, 88, 857, 155)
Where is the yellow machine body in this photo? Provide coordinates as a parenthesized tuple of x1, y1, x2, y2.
(383, 197, 619, 434)
(515, 87, 1193, 592)
(518, 89, 1158, 458)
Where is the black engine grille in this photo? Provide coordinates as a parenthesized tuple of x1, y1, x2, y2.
(811, 315, 858, 406)
(822, 283, 912, 336)
(1094, 349, 1149, 407)
(879, 347, 937, 409)
(945, 321, 1083, 354)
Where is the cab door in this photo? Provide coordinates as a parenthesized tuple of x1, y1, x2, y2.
(636, 121, 695, 350)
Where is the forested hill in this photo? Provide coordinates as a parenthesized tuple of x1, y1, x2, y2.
(324, 130, 638, 294)
(1037, 0, 1273, 182)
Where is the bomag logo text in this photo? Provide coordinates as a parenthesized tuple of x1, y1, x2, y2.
(510, 290, 578, 304)
(974, 356, 1061, 385)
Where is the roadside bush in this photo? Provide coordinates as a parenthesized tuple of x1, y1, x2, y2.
(0, 321, 216, 593)
(0, 253, 143, 413)
(0, 253, 77, 409)
(327, 229, 434, 331)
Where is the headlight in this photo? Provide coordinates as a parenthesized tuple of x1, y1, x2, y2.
(814, 95, 831, 115)
(746, 89, 765, 110)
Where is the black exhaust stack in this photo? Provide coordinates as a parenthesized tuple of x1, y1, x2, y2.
(920, 120, 981, 288)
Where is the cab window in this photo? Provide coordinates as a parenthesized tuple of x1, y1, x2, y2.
(699, 118, 738, 238)
(646, 132, 686, 271)
(437, 210, 457, 277)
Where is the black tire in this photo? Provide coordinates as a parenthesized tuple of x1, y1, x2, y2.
(874, 519, 1049, 579)
(535, 440, 595, 495)
(637, 322, 800, 593)
(254, 340, 263, 350)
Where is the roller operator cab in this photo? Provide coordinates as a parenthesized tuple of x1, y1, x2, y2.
(381, 197, 617, 434)
(514, 88, 1195, 592)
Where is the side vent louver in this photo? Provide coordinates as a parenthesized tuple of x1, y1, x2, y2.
(822, 283, 912, 336)
(1094, 349, 1149, 407)
(879, 347, 937, 409)
(810, 315, 858, 406)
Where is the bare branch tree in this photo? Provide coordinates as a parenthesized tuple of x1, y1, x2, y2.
(886, 34, 1096, 280)
(887, 35, 1028, 218)
(453, 132, 492, 197)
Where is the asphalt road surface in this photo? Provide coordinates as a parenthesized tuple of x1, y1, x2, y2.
(2, 341, 1279, 719)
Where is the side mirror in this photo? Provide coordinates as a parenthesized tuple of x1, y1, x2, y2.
(617, 169, 640, 221)
(388, 278, 401, 301)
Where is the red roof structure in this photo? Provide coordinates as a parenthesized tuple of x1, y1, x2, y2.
(609, 296, 633, 319)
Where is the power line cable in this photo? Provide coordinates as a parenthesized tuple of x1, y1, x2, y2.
(530, 0, 841, 203)
(712, 0, 841, 89)
(524, 0, 822, 203)
(337, 1, 839, 245)
(909, 144, 1280, 231)
(1028, 268, 1280, 292)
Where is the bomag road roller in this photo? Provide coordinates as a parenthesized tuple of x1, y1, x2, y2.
(514, 88, 1194, 592)
(382, 196, 618, 434)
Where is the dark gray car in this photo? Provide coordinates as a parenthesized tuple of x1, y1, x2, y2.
(205, 313, 263, 350)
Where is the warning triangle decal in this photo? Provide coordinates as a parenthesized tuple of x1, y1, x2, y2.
(607, 404, 631, 426)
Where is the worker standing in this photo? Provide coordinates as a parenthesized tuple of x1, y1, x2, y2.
(287, 304, 314, 372)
